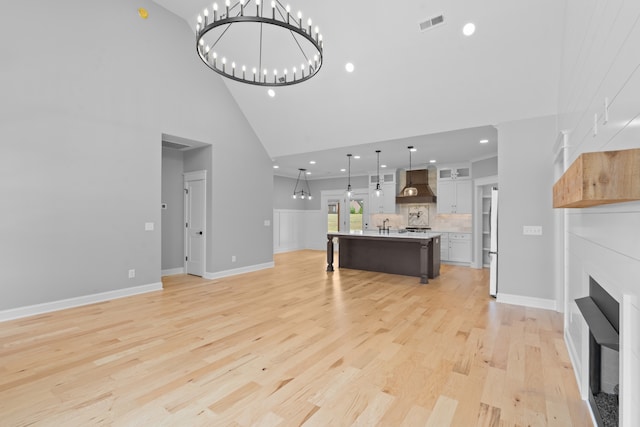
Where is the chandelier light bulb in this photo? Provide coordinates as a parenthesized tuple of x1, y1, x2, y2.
(263, 68, 267, 75)
(199, 38, 204, 46)
(222, 57, 226, 64)
(240, 0, 244, 4)
(197, 15, 202, 23)
(286, 5, 291, 12)
(271, 1, 275, 8)
(307, 18, 312, 26)
(213, 3, 218, 10)
(205, 45, 210, 53)
(225, 0, 230, 6)
(273, 69, 277, 75)
(256, 0, 260, 5)
(298, 11, 302, 19)
(213, 52, 217, 59)
(242, 65, 246, 71)
(204, 9, 209, 17)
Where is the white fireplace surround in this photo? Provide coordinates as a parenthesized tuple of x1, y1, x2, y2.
(564, 255, 640, 426)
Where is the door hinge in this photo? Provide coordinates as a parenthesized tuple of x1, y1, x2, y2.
(184, 188, 189, 194)
(185, 222, 188, 228)
(185, 256, 188, 261)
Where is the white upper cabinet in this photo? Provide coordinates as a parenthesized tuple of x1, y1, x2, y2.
(438, 165, 471, 181)
(369, 170, 397, 214)
(437, 164, 471, 214)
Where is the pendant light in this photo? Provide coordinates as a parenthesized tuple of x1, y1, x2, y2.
(292, 168, 312, 200)
(403, 146, 418, 196)
(345, 153, 353, 199)
(374, 150, 383, 198)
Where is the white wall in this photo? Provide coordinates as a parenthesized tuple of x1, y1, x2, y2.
(496, 115, 558, 309)
(161, 148, 184, 272)
(558, 1, 640, 424)
(273, 210, 325, 253)
(0, 0, 273, 314)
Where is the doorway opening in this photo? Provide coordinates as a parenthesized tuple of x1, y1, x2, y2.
(161, 134, 211, 278)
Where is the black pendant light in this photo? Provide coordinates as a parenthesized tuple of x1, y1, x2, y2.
(403, 146, 418, 196)
(374, 150, 383, 198)
(292, 168, 312, 200)
(345, 154, 353, 199)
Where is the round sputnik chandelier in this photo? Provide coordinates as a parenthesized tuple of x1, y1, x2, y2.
(195, 0, 324, 87)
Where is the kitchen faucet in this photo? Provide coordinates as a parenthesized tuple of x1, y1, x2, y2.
(382, 218, 390, 234)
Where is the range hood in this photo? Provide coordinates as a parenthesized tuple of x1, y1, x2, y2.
(396, 169, 437, 204)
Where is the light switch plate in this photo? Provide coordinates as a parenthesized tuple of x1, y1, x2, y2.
(523, 225, 542, 236)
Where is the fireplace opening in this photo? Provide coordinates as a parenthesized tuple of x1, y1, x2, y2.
(576, 277, 619, 427)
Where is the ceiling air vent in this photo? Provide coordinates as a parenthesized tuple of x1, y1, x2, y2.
(419, 14, 445, 32)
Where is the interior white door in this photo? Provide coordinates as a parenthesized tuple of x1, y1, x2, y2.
(184, 177, 206, 277)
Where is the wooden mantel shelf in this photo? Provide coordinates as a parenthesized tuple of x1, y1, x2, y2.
(553, 148, 640, 208)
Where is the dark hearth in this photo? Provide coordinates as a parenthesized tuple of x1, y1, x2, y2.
(575, 277, 619, 427)
(594, 391, 618, 427)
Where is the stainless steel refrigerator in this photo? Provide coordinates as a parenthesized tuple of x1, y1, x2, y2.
(489, 187, 498, 296)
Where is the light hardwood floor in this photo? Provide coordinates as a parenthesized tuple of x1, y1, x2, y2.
(0, 250, 592, 426)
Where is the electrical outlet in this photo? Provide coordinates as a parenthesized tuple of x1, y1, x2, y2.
(523, 225, 542, 236)
(145, 222, 154, 231)
(264, 219, 271, 226)
(231, 255, 236, 262)
(128, 269, 135, 278)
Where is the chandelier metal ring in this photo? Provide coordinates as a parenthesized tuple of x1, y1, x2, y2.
(196, 1, 324, 87)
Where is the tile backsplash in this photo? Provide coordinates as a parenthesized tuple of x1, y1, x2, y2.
(370, 204, 472, 232)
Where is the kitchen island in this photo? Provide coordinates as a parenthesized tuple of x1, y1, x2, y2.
(326, 231, 441, 283)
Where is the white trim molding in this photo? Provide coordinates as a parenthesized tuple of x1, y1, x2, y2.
(205, 262, 274, 280)
(496, 293, 557, 311)
(0, 282, 163, 323)
(161, 267, 185, 276)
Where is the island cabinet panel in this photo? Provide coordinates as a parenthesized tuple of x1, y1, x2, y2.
(327, 233, 440, 283)
(340, 238, 421, 277)
(553, 148, 640, 208)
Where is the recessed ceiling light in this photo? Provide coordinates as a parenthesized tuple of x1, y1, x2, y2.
(479, 139, 489, 144)
(430, 159, 437, 163)
(354, 155, 360, 159)
(340, 168, 346, 172)
(345, 62, 355, 73)
(267, 89, 275, 97)
(309, 160, 316, 164)
(463, 22, 476, 36)
(273, 165, 279, 169)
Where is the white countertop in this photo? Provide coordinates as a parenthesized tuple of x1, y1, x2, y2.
(328, 231, 442, 240)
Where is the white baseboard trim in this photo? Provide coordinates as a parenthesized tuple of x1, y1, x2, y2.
(0, 282, 163, 323)
(564, 329, 585, 398)
(496, 293, 557, 311)
(161, 267, 185, 276)
(204, 261, 274, 280)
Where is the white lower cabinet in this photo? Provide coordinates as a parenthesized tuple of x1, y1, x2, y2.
(439, 232, 471, 263)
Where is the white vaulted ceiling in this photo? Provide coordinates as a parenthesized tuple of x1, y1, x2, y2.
(152, 0, 564, 177)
